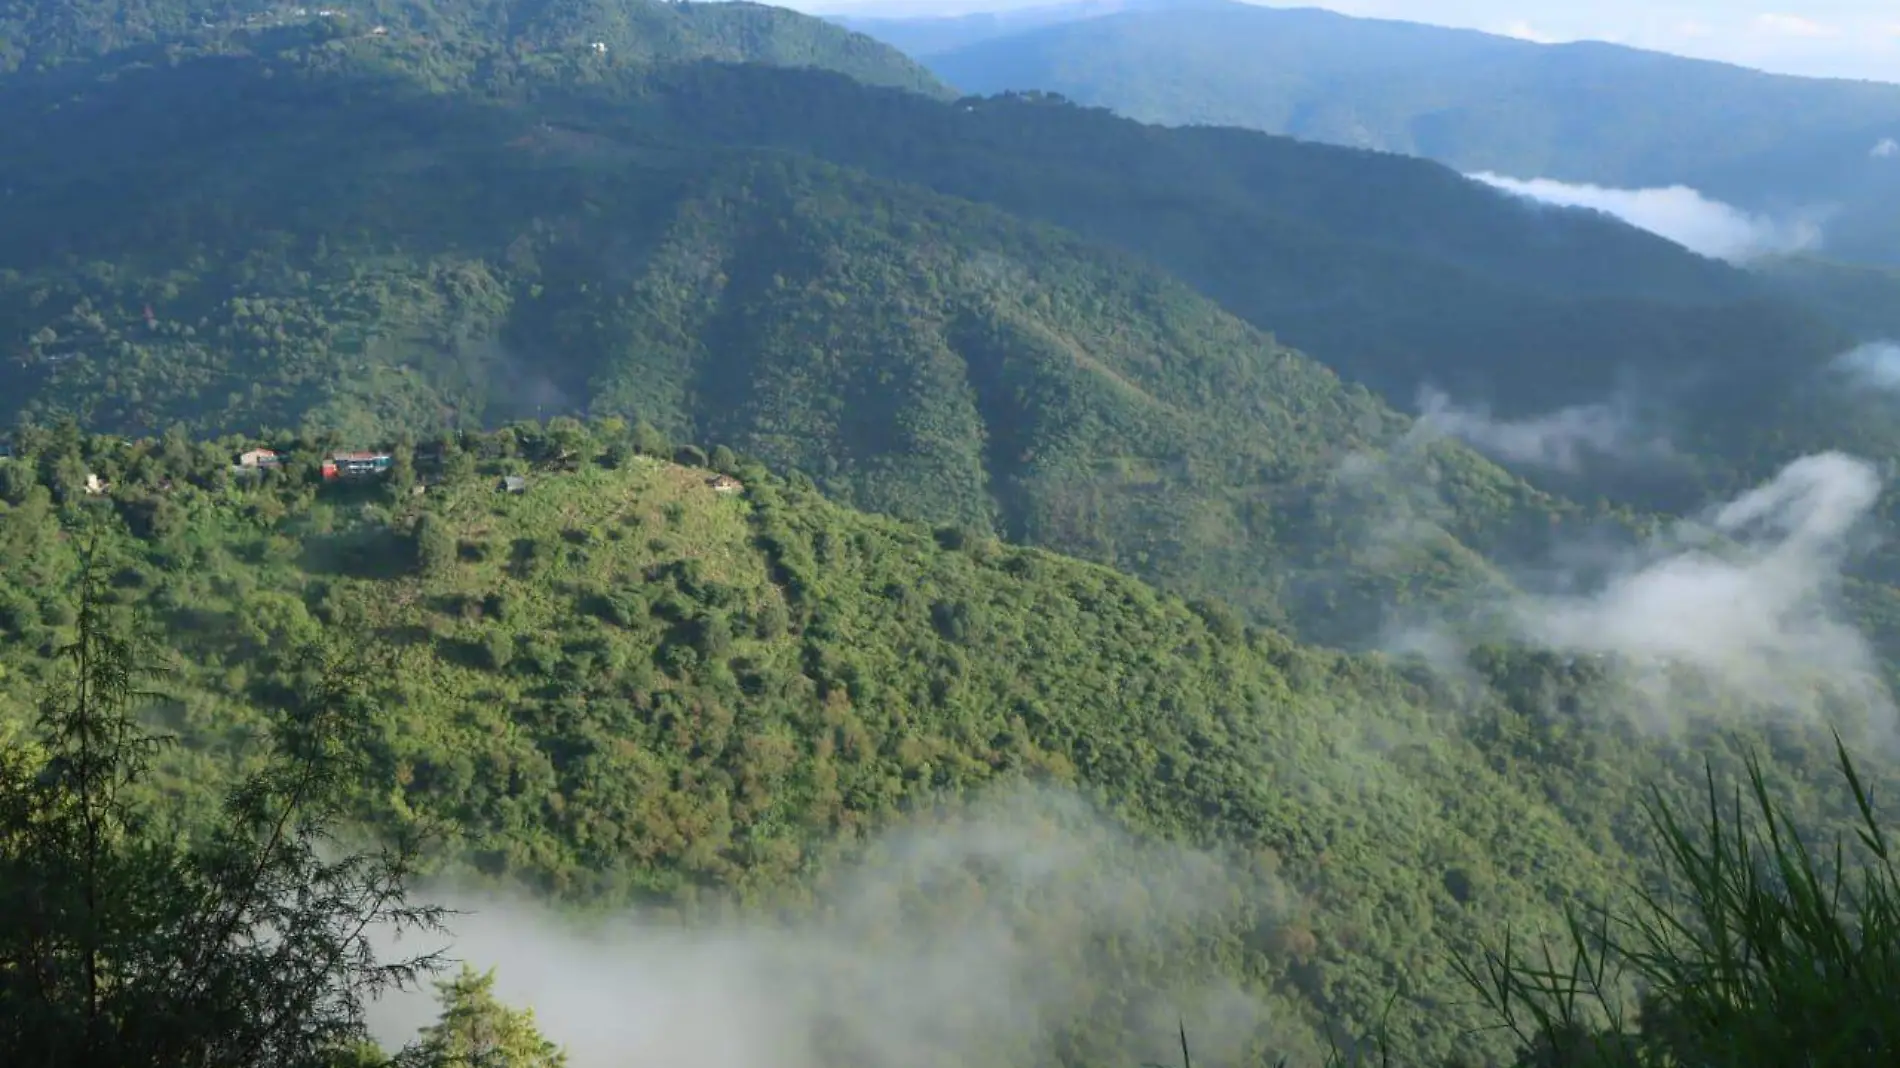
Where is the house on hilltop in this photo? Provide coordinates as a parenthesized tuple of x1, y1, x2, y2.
(322, 451, 393, 481)
(708, 474, 744, 494)
(238, 448, 281, 469)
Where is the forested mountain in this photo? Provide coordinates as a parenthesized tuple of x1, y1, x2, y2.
(877, 0, 1900, 267)
(1753, 256, 1900, 342)
(1, 424, 1892, 1066)
(0, 0, 952, 94)
(1, 23, 1869, 533)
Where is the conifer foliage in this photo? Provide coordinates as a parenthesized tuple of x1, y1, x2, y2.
(0, 553, 449, 1067)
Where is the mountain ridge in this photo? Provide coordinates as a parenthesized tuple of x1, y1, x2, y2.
(0, 0, 955, 95)
(876, 0, 1900, 266)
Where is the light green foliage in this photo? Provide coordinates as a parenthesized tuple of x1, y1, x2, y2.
(416, 965, 567, 1068)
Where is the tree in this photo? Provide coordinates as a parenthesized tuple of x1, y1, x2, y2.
(543, 417, 591, 465)
(415, 965, 566, 1068)
(0, 555, 449, 1067)
(443, 441, 478, 485)
(387, 440, 418, 499)
(415, 514, 457, 578)
(630, 420, 669, 459)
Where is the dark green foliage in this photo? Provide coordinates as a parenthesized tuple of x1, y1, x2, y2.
(1752, 256, 1900, 341)
(0, 34, 1860, 540)
(0, 0, 951, 97)
(414, 514, 457, 577)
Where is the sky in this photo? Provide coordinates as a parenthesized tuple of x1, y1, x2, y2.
(800, 0, 1900, 82)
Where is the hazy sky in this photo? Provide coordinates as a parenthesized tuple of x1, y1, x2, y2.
(801, 0, 1900, 81)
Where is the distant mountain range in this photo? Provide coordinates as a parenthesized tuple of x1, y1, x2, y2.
(835, 0, 1900, 267)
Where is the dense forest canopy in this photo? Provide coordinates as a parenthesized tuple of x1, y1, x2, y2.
(0, 0, 952, 93)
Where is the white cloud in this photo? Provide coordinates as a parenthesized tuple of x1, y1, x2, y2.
(1499, 20, 1559, 43)
(1835, 340, 1900, 388)
(1511, 452, 1892, 721)
(1468, 171, 1823, 263)
(1364, 430, 1896, 736)
(1873, 137, 1900, 158)
(1412, 385, 1672, 472)
(363, 785, 1290, 1068)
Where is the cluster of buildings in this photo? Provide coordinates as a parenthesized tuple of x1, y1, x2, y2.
(7, 439, 745, 498)
(236, 447, 394, 482)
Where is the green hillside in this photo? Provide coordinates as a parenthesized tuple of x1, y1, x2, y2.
(1, 424, 1891, 1066)
(6, 32, 1665, 647)
(0, 133, 1570, 646)
(897, 0, 1900, 267)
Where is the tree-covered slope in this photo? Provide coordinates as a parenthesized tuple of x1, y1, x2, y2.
(1, 19, 1889, 615)
(1752, 255, 1900, 342)
(0, 424, 1889, 1066)
(0, 39, 1851, 467)
(898, 0, 1900, 266)
(0, 99, 1573, 647)
(0, 0, 953, 96)
(561, 64, 1896, 518)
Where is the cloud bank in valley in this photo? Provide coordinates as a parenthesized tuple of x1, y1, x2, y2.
(363, 785, 1294, 1068)
(1411, 385, 1672, 472)
(1368, 386, 1893, 733)
(1468, 172, 1822, 263)
(1509, 451, 1889, 717)
(1834, 340, 1900, 391)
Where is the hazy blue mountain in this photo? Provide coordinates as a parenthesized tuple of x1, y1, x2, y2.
(831, 0, 1164, 55)
(872, 0, 1900, 266)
